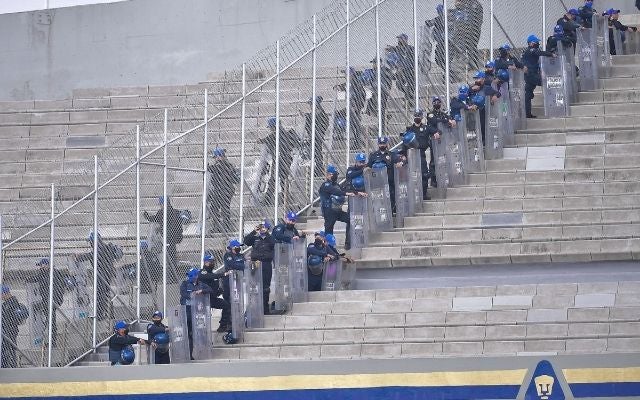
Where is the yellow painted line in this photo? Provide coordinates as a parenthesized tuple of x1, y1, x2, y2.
(563, 367, 640, 384)
(0, 369, 527, 398)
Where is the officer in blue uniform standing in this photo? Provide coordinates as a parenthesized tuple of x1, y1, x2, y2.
(521, 34, 556, 118)
(272, 211, 306, 243)
(306, 234, 334, 292)
(469, 71, 501, 143)
(578, 0, 597, 28)
(319, 164, 354, 250)
(108, 321, 144, 365)
(180, 268, 215, 359)
(222, 239, 245, 308)
(198, 254, 232, 332)
(449, 85, 477, 120)
(495, 44, 524, 71)
(368, 136, 406, 212)
(556, 8, 581, 46)
(146, 311, 170, 364)
(345, 153, 367, 194)
(425, 97, 456, 189)
(546, 25, 574, 53)
(243, 220, 276, 315)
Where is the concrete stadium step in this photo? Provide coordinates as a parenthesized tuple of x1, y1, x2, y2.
(356, 237, 640, 268)
(520, 114, 640, 134)
(513, 129, 638, 148)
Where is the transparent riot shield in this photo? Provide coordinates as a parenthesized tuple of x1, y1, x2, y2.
(321, 259, 343, 291)
(348, 195, 369, 259)
(612, 25, 624, 56)
(341, 261, 356, 290)
(624, 30, 640, 55)
(289, 238, 308, 304)
(483, 96, 504, 160)
(245, 260, 264, 329)
(541, 54, 570, 118)
(229, 270, 245, 341)
(190, 292, 212, 360)
(248, 143, 273, 206)
(393, 162, 411, 228)
(430, 132, 449, 198)
(508, 69, 527, 131)
(406, 149, 424, 213)
(167, 305, 189, 363)
(593, 14, 611, 77)
(364, 166, 393, 232)
(70, 256, 93, 338)
(272, 243, 292, 312)
(25, 282, 47, 350)
(577, 28, 598, 91)
(439, 122, 465, 187)
(499, 83, 514, 146)
(459, 109, 484, 174)
(559, 43, 578, 104)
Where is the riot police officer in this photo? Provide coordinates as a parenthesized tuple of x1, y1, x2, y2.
(108, 321, 145, 365)
(470, 70, 501, 143)
(198, 254, 232, 331)
(557, 8, 581, 46)
(368, 136, 405, 212)
(404, 110, 435, 198)
(449, 85, 476, 120)
(272, 211, 306, 243)
(495, 44, 524, 71)
(179, 268, 215, 359)
(306, 235, 333, 292)
(546, 25, 574, 53)
(147, 311, 170, 364)
(425, 98, 455, 189)
(319, 165, 353, 250)
(484, 60, 496, 82)
(578, 0, 597, 28)
(243, 220, 276, 314)
(606, 9, 638, 55)
(521, 34, 555, 118)
(345, 153, 368, 195)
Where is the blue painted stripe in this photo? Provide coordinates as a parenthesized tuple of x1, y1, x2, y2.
(570, 382, 640, 398)
(7, 385, 521, 400)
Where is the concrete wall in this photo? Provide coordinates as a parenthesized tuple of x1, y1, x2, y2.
(0, 0, 334, 100)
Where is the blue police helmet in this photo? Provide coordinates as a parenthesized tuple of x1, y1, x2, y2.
(187, 267, 200, 282)
(473, 70, 486, 79)
(152, 310, 163, 319)
(472, 94, 486, 108)
(459, 85, 470, 94)
(361, 69, 375, 85)
(527, 34, 541, 44)
(140, 240, 148, 250)
(315, 230, 325, 237)
(212, 147, 225, 157)
(568, 8, 579, 15)
(325, 234, 337, 247)
(1, 284, 9, 294)
(485, 60, 495, 69)
(499, 43, 511, 51)
(553, 25, 564, 36)
(308, 255, 323, 266)
(355, 153, 366, 163)
(88, 231, 101, 243)
(120, 346, 135, 365)
(158, 196, 165, 205)
(352, 176, 365, 191)
(377, 136, 389, 145)
(335, 116, 346, 129)
(262, 220, 272, 230)
(436, 4, 444, 13)
(403, 132, 419, 148)
(266, 117, 277, 128)
(153, 332, 170, 345)
(371, 161, 387, 170)
(228, 239, 242, 249)
(114, 320, 127, 331)
(203, 253, 214, 263)
(497, 69, 509, 82)
(584, 0, 593, 8)
(327, 164, 338, 175)
(606, 8, 620, 16)
(285, 211, 297, 222)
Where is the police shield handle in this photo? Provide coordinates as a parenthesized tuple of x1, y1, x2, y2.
(245, 260, 264, 329)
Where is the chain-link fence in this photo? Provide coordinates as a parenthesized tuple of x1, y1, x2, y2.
(1, 0, 570, 368)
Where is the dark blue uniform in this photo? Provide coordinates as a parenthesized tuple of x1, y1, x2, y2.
(243, 231, 276, 313)
(425, 110, 450, 188)
(179, 280, 214, 359)
(556, 15, 581, 46)
(578, 5, 597, 28)
(521, 46, 554, 117)
(404, 122, 437, 196)
(198, 268, 231, 329)
(344, 165, 365, 194)
(108, 333, 139, 365)
(319, 179, 351, 249)
(306, 241, 332, 292)
(272, 223, 304, 244)
(470, 83, 501, 143)
(546, 34, 574, 54)
(495, 55, 524, 71)
(608, 18, 637, 55)
(449, 96, 473, 120)
(147, 321, 170, 364)
(367, 149, 404, 212)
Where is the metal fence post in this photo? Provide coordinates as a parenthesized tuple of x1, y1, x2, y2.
(0, 215, 4, 365)
(200, 89, 209, 264)
(490, 0, 494, 58)
(274, 40, 282, 223)
(47, 183, 55, 367)
(310, 14, 318, 200)
(443, 0, 451, 101)
(162, 108, 168, 316)
(542, 0, 547, 50)
(239, 64, 247, 235)
(412, 0, 419, 110)
(345, 0, 351, 168)
(375, 0, 382, 137)
(135, 126, 141, 320)
(92, 156, 98, 349)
